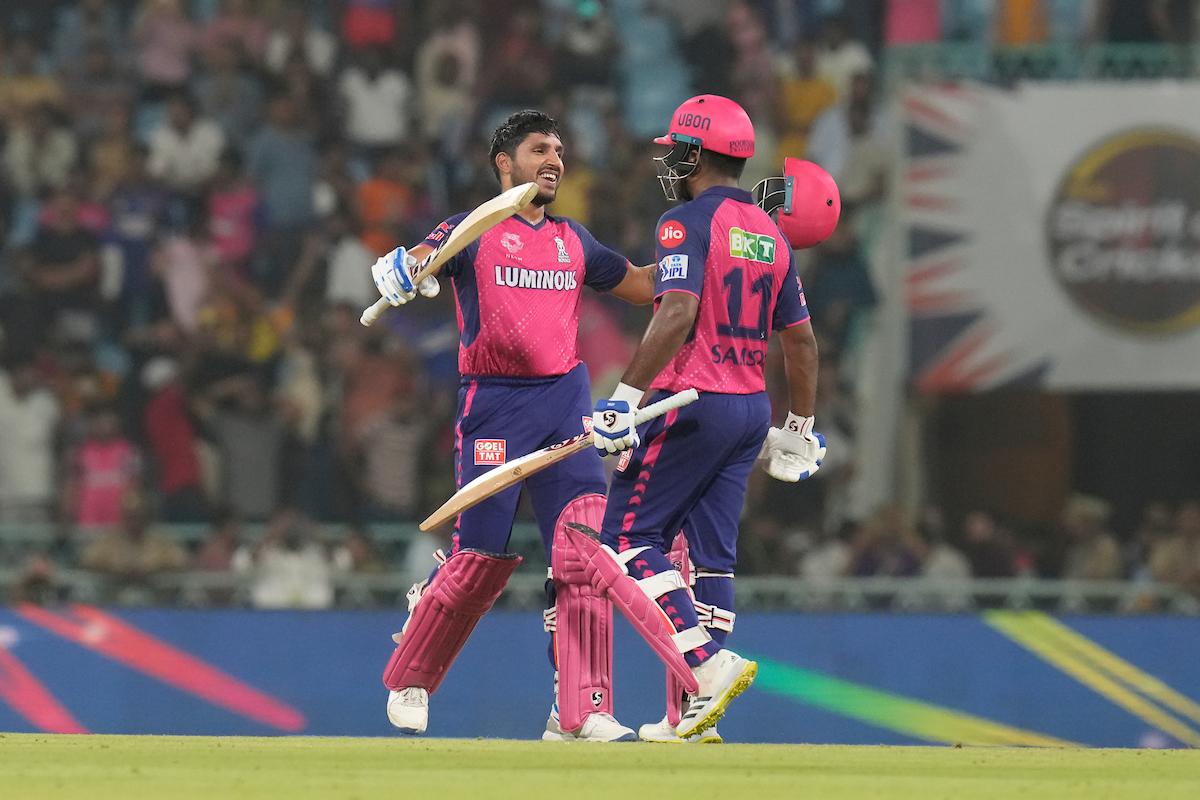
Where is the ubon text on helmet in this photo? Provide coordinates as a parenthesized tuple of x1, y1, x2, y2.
(653, 95, 756, 201)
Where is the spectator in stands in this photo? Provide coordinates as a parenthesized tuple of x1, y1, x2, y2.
(323, 209, 378, 310)
(356, 390, 428, 521)
(233, 507, 335, 609)
(1127, 500, 1174, 579)
(333, 523, 387, 573)
(265, 3, 338, 78)
(107, 143, 169, 328)
(777, 41, 837, 167)
(0, 356, 60, 524)
(63, 403, 142, 535)
(132, 0, 197, 97)
(338, 45, 413, 166)
(807, 71, 876, 183)
(961, 510, 1017, 577)
(195, 508, 241, 572)
(203, 0, 268, 63)
(847, 506, 924, 577)
(151, 206, 214, 335)
(206, 149, 261, 277)
(357, 148, 416, 256)
(193, 373, 286, 521)
(52, 0, 127, 79)
(415, 25, 477, 148)
(8, 551, 64, 605)
(1149, 501, 1200, 598)
(3, 103, 78, 197)
(80, 488, 188, 603)
(194, 42, 264, 148)
(918, 505, 972, 580)
(141, 357, 207, 522)
(816, 14, 874, 100)
(1060, 494, 1122, 580)
(246, 93, 317, 292)
(147, 91, 226, 194)
(65, 41, 135, 142)
(15, 188, 99, 344)
(802, 221, 878, 358)
(0, 35, 65, 125)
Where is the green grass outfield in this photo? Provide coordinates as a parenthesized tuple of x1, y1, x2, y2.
(1, 735, 1197, 800)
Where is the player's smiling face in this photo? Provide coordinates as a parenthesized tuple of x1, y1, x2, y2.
(512, 132, 565, 206)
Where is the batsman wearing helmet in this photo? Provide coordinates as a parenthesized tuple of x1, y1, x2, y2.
(586, 96, 838, 741)
(371, 110, 657, 741)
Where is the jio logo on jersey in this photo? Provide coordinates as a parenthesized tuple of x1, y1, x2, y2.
(658, 220, 687, 247)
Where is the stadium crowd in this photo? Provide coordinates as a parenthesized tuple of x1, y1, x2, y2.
(1, 1, 1198, 606)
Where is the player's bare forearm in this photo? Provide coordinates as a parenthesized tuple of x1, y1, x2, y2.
(621, 291, 699, 391)
(609, 263, 656, 305)
(779, 322, 818, 417)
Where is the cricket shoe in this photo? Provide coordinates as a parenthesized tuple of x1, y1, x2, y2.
(638, 714, 723, 744)
(674, 649, 757, 739)
(542, 705, 637, 742)
(386, 687, 429, 735)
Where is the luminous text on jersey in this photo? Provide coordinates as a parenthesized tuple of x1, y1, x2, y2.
(494, 266, 579, 290)
(729, 227, 777, 263)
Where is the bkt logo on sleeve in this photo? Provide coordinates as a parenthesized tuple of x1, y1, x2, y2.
(659, 254, 689, 281)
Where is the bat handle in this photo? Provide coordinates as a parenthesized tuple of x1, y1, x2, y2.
(360, 297, 390, 327)
(633, 388, 700, 425)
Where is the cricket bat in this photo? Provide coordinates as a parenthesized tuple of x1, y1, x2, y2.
(419, 388, 700, 531)
(360, 181, 539, 327)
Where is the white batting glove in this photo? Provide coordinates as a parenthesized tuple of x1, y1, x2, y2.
(593, 383, 643, 455)
(372, 247, 440, 307)
(759, 413, 826, 482)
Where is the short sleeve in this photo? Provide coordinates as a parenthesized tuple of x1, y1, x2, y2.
(653, 205, 711, 300)
(567, 220, 629, 291)
(420, 211, 471, 278)
(772, 248, 811, 329)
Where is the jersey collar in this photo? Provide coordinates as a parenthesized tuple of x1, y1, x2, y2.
(696, 185, 753, 203)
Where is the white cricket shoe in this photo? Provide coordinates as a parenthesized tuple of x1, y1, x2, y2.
(674, 649, 757, 739)
(386, 687, 429, 735)
(638, 714, 723, 744)
(542, 705, 637, 742)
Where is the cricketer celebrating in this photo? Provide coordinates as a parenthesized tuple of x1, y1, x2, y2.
(371, 110, 655, 741)
(589, 95, 834, 741)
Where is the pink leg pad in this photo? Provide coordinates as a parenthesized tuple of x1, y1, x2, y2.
(551, 493, 613, 733)
(382, 548, 521, 693)
(562, 523, 699, 695)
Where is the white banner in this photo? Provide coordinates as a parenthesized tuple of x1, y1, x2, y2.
(902, 83, 1200, 390)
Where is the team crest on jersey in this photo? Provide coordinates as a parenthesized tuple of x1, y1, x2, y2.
(554, 236, 571, 263)
(730, 227, 777, 263)
(501, 232, 524, 254)
(474, 439, 506, 465)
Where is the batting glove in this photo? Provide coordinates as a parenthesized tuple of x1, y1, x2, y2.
(372, 247, 440, 307)
(759, 413, 826, 482)
(593, 383, 643, 455)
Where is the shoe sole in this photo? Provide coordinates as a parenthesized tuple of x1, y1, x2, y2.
(543, 731, 638, 742)
(640, 733, 724, 744)
(675, 660, 757, 739)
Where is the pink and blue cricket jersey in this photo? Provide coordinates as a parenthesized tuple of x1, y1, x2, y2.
(602, 186, 810, 576)
(421, 211, 629, 556)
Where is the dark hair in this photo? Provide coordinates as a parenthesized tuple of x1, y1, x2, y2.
(487, 110, 561, 182)
(699, 150, 747, 181)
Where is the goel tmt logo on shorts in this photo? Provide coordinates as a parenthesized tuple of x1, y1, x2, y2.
(1047, 128, 1200, 335)
(474, 439, 506, 466)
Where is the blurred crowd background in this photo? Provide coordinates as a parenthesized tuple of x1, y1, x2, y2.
(1, 0, 1198, 609)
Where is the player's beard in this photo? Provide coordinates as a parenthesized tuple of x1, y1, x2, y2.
(514, 164, 559, 206)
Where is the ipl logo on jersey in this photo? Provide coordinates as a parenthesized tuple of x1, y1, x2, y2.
(729, 227, 777, 263)
(554, 236, 571, 263)
(659, 253, 689, 281)
(501, 232, 524, 254)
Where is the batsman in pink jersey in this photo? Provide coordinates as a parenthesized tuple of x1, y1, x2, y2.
(370, 110, 658, 741)
(588, 96, 837, 742)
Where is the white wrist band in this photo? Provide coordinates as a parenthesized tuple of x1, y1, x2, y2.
(612, 382, 645, 409)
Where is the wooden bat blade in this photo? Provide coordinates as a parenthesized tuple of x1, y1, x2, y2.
(360, 182, 538, 327)
(419, 388, 699, 532)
